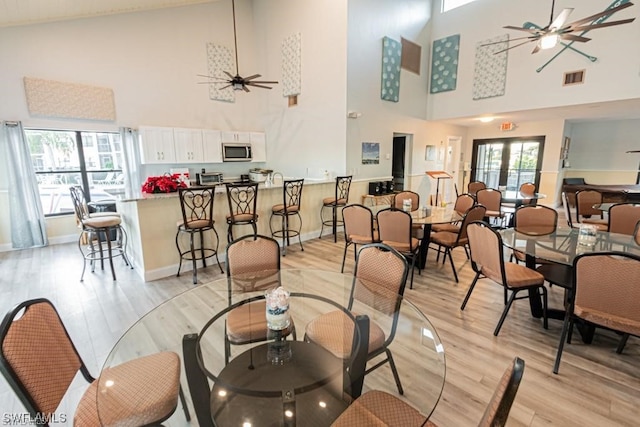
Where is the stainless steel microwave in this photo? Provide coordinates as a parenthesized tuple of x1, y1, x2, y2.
(222, 143, 252, 162)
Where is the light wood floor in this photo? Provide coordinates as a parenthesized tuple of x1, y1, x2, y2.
(0, 232, 638, 426)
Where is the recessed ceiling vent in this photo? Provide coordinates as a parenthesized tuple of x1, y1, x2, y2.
(563, 70, 585, 86)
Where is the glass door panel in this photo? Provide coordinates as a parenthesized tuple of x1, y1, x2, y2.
(474, 143, 503, 189)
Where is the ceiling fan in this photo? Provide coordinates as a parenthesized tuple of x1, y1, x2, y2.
(197, 0, 277, 92)
(486, 0, 635, 54)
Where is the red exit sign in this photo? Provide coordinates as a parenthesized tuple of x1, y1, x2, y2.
(500, 122, 515, 131)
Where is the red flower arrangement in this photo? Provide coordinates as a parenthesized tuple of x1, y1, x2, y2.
(141, 174, 188, 193)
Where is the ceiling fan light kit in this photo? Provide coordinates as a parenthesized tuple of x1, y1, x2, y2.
(198, 0, 278, 93)
(486, 0, 635, 55)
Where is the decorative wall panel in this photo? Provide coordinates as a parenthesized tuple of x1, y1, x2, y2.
(23, 77, 115, 121)
(429, 34, 460, 94)
(473, 34, 509, 100)
(206, 43, 235, 103)
(282, 33, 302, 97)
(380, 36, 401, 102)
(401, 37, 422, 75)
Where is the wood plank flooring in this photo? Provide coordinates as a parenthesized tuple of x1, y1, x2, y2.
(0, 232, 638, 426)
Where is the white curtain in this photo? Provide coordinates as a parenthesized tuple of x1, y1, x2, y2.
(120, 127, 140, 199)
(1, 121, 48, 248)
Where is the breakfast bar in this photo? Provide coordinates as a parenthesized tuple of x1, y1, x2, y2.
(116, 179, 370, 281)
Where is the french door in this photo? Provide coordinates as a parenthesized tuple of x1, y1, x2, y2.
(471, 136, 544, 190)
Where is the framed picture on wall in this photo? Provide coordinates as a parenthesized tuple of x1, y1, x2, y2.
(362, 142, 380, 164)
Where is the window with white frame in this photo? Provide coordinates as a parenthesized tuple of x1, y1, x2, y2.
(25, 129, 124, 216)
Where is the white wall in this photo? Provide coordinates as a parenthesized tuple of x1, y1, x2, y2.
(253, 0, 349, 180)
(428, 0, 640, 121)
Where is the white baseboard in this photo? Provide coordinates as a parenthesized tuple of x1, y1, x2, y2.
(0, 233, 78, 252)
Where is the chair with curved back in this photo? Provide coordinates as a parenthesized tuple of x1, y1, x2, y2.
(462, 221, 548, 336)
(608, 203, 640, 235)
(476, 188, 506, 228)
(468, 181, 487, 195)
(575, 190, 608, 231)
(432, 193, 476, 233)
(305, 243, 409, 395)
(225, 182, 259, 243)
(393, 190, 424, 239)
(225, 234, 295, 364)
(69, 185, 130, 281)
(510, 204, 558, 266)
(376, 208, 421, 288)
(176, 186, 224, 284)
(341, 204, 378, 273)
(320, 175, 353, 242)
(0, 298, 189, 426)
(553, 252, 640, 374)
(430, 205, 487, 283)
(331, 356, 525, 427)
(270, 179, 304, 255)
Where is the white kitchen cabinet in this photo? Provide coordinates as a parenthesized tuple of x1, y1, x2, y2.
(202, 130, 223, 163)
(173, 128, 204, 163)
(221, 131, 251, 143)
(250, 132, 267, 163)
(139, 126, 176, 164)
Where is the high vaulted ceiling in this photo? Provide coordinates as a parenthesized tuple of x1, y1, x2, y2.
(0, 0, 215, 28)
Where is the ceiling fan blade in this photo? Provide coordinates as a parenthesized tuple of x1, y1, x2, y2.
(570, 18, 636, 33)
(196, 74, 228, 81)
(481, 36, 535, 46)
(247, 80, 278, 84)
(219, 84, 232, 90)
(503, 25, 541, 34)
(223, 70, 235, 80)
(493, 39, 536, 55)
(243, 85, 250, 92)
(243, 74, 262, 81)
(531, 44, 541, 54)
(563, 2, 634, 29)
(627, 150, 640, 153)
(246, 83, 274, 89)
(559, 33, 591, 43)
(550, 8, 574, 29)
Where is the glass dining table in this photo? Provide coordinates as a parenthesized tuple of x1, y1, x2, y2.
(499, 227, 640, 326)
(95, 269, 446, 426)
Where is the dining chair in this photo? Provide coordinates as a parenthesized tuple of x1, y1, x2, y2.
(376, 208, 420, 288)
(430, 205, 486, 283)
(225, 234, 294, 364)
(331, 356, 525, 427)
(561, 191, 579, 228)
(511, 205, 558, 266)
(69, 185, 130, 281)
(0, 298, 189, 425)
(393, 190, 424, 239)
(305, 243, 409, 395)
(269, 178, 304, 255)
(553, 251, 640, 374)
(575, 190, 608, 231)
(225, 182, 259, 243)
(431, 193, 475, 233)
(319, 175, 353, 242)
(607, 203, 640, 235)
(176, 186, 224, 284)
(519, 182, 536, 205)
(462, 221, 548, 336)
(468, 181, 487, 195)
(341, 204, 378, 273)
(476, 188, 506, 228)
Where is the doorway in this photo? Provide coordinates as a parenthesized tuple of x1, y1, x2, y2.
(471, 136, 544, 190)
(392, 136, 406, 191)
(443, 136, 462, 202)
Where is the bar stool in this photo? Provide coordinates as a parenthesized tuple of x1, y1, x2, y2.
(69, 186, 130, 281)
(319, 175, 352, 242)
(176, 186, 223, 284)
(225, 182, 259, 243)
(270, 179, 304, 255)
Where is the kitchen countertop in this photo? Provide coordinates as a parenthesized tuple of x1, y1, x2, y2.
(117, 178, 333, 202)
